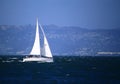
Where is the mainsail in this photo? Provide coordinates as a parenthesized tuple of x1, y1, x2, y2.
(30, 19, 41, 55)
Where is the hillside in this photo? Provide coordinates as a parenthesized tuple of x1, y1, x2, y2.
(0, 25, 120, 56)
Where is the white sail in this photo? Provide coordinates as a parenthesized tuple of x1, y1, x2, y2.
(30, 19, 41, 55)
(42, 36, 52, 57)
(40, 24, 53, 57)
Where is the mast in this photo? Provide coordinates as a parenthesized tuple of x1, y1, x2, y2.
(30, 18, 41, 56)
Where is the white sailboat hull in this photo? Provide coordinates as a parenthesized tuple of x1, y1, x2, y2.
(23, 57, 53, 62)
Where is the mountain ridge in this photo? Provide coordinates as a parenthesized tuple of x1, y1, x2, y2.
(0, 25, 120, 56)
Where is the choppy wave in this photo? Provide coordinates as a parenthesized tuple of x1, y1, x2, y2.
(2, 60, 14, 63)
(9, 57, 18, 60)
(0, 56, 22, 63)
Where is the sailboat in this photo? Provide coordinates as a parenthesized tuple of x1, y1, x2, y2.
(23, 19, 53, 62)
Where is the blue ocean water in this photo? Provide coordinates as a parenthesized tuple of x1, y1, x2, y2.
(0, 56, 120, 84)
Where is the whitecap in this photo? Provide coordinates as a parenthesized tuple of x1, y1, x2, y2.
(2, 60, 14, 63)
(18, 60, 24, 62)
(9, 57, 18, 60)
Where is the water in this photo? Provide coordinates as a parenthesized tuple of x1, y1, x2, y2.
(0, 56, 120, 84)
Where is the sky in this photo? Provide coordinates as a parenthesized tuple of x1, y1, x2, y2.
(0, 0, 120, 29)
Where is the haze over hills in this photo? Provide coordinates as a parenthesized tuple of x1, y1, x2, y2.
(0, 25, 120, 56)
